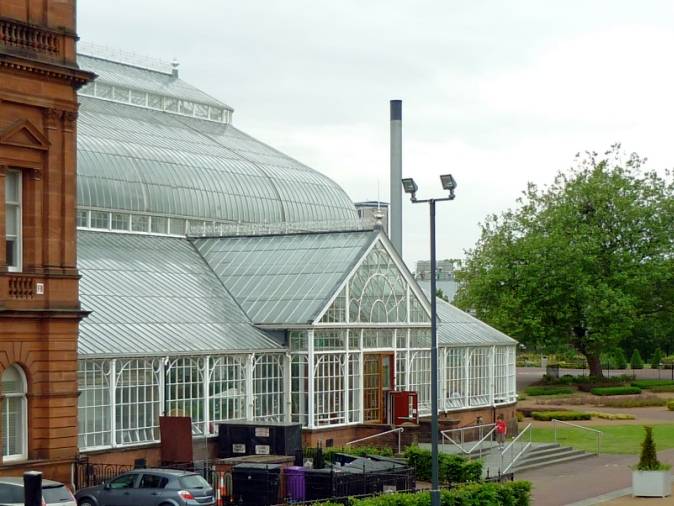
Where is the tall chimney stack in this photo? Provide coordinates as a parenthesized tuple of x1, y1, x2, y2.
(390, 100, 403, 255)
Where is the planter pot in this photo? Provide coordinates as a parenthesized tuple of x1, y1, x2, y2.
(632, 470, 672, 497)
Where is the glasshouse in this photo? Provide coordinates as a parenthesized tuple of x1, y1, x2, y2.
(73, 50, 518, 453)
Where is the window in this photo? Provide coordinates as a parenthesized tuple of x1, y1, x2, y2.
(116, 359, 160, 445)
(253, 354, 283, 422)
(5, 170, 21, 271)
(2, 365, 27, 461)
(139, 474, 168, 489)
(109, 474, 136, 489)
(90, 211, 109, 229)
(78, 360, 111, 449)
(166, 358, 204, 435)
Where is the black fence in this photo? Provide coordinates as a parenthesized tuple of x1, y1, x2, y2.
(73, 457, 219, 491)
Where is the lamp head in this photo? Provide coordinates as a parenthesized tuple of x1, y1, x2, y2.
(440, 174, 457, 191)
(401, 178, 418, 201)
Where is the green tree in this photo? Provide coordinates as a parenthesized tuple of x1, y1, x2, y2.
(630, 349, 644, 369)
(650, 348, 663, 369)
(455, 146, 674, 377)
(436, 288, 449, 302)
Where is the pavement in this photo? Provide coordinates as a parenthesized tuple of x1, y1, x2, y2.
(517, 449, 674, 506)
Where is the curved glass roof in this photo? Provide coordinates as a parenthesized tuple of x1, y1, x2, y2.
(76, 57, 360, 229)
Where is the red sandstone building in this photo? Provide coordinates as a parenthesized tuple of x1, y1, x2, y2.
(0, 0, 92, 483)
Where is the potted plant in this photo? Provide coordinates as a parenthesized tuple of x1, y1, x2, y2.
(632, 426, 672, 497)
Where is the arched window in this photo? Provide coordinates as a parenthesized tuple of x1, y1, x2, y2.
(2, 365, 27, 461)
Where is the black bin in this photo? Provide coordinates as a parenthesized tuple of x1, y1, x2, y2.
(232, 464, 281, 506)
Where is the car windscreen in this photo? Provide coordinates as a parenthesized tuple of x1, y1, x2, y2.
(42, 485, 72, 502)
(0, 483, 23, 502)
(178, 474, 210, 490)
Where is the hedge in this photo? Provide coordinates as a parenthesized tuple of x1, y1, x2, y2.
(590, 386, 642, 396)
(404, 446, 482, 484)
(600, 396, 666, 408)
(648, 385, 674, 393)
(668, 400, 674, 411)
(532, 410, 591, 421)
(631, 380, 674, 389)
(525, 386, 574, 396)
(328, 481, 532, 506)
(587, 411, 635, 420)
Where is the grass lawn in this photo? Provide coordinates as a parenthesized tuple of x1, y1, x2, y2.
(530, 423, 674, 454)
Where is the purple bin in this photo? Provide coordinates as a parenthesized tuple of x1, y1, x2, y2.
(285, 466, 306, 501)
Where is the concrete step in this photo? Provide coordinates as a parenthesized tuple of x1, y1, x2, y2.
(512, 449, 595, 473)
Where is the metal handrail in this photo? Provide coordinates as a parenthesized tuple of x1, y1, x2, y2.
(500, 423, 532, 474)
(552, 419, 603, 454)
(441, 423, 497, 458)
(346, 427, 404, 454)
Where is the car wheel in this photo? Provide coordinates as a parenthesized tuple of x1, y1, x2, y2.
(78, 500, 95, 506)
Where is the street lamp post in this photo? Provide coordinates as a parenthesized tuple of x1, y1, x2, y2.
(402, 174, 456, 506)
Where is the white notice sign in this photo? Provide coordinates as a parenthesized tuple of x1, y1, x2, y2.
(232, 444, 246, 454)
(255, 445, 270, 455)
(255, 427, 270, 438)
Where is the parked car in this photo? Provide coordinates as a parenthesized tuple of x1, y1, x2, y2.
(0, 476, 77, 506)
(75, 469, 215, 506)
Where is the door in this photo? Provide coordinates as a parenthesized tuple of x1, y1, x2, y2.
(363, 354, 394, 423)
(98, 473, 138, 506)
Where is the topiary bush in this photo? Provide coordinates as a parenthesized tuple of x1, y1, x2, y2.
(591, 386, 642, 396)
(636, 426, 671, 471)
(588, 411, 635, 420)
(650, 348, 663, 369)
(531, 410, 591, 421)
(630, 350, 644, 369)
(667, 400, 674, 411)
(525, 386, 574, 396)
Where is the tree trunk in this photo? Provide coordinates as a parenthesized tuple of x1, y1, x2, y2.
(586, 353, 603, 378)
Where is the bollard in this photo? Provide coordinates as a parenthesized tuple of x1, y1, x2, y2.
(24, 471, 42, 506)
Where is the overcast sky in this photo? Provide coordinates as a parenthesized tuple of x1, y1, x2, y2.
(78, 1, 674, 268)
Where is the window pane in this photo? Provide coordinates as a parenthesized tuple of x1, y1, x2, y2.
(5, 206, 17, 235)
(2, 396, 24, 457)
(5, 240, 16, 269)
(148, 94, 162, 109)
(131, 215, 149, 232)
(130, 90, 146, 106)
(150, 216, 168, 234)
(97, 83, 113, 99)
(90, 211, 109, 229)
(5, 171, 19, 202)
(77, 210, 89, 227)
(111, 213, 129, 231)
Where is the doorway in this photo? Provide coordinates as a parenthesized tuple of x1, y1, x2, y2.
(363, 353, 394, 423)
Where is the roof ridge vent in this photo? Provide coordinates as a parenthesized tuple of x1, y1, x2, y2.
(171, 57, 179, 78)
(78, 41, 174, 75)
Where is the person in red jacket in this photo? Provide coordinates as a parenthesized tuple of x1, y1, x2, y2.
(496, 414, 507, 448)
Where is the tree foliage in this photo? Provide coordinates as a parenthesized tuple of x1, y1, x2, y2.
(455, 146, 674, 377)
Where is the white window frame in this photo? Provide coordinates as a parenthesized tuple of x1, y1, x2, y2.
(5, 169, 22, 272)
(2, 364, 28, 462)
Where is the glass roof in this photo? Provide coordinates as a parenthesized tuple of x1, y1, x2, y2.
(78, 231, 283, 356)
(194, 230, 378, 325)
(76, 56, 360, 230)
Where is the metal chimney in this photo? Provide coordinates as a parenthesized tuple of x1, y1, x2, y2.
(390, 100, 403, 255)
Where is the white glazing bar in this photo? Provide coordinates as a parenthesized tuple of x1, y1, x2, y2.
(440, 348, 447, 411)
(489, 346, 496, 406)
(284, 353, 292, 423)
(109, 359, 117, 447)
(344, 330, 350, 423)
(202, 356, 210, 435)
(308, 329, 316, 429)
(245, 354, 254, 421)
(405, 329, 411, 391)
(464, 348, 470, 408)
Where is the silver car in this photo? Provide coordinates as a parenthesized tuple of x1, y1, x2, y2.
(75, 469, 215, 506)
(0, 477, 77, 506)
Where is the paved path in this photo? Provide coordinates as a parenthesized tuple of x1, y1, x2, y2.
(517, 367, 674, 391)
(517, 449, 674, 506)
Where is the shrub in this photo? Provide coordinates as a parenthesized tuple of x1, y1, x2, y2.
(600, 396, 666, 408)
(667, 400, 674, 411)
(588, 411, 635, 420)
(525, 386, 574, 396)
(602, 350, 627, 370)
(650, 348, 663, 368)
(630, 350, 644, 369)
(516, 411, 524, 422)
(663, 355, 674, 368)
(404, 446, 482, 483)
(346, 481, 532, 506)
(649, 385, 674, 393)
(532, 410, 591, 421)
(636, 426, 671, 471)
(591, 386, 642, 396)
(631, 379, 674, 389)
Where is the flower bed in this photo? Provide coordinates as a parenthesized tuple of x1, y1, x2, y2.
(532, 410, 591, 421)
(591, 386, 642, 396)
